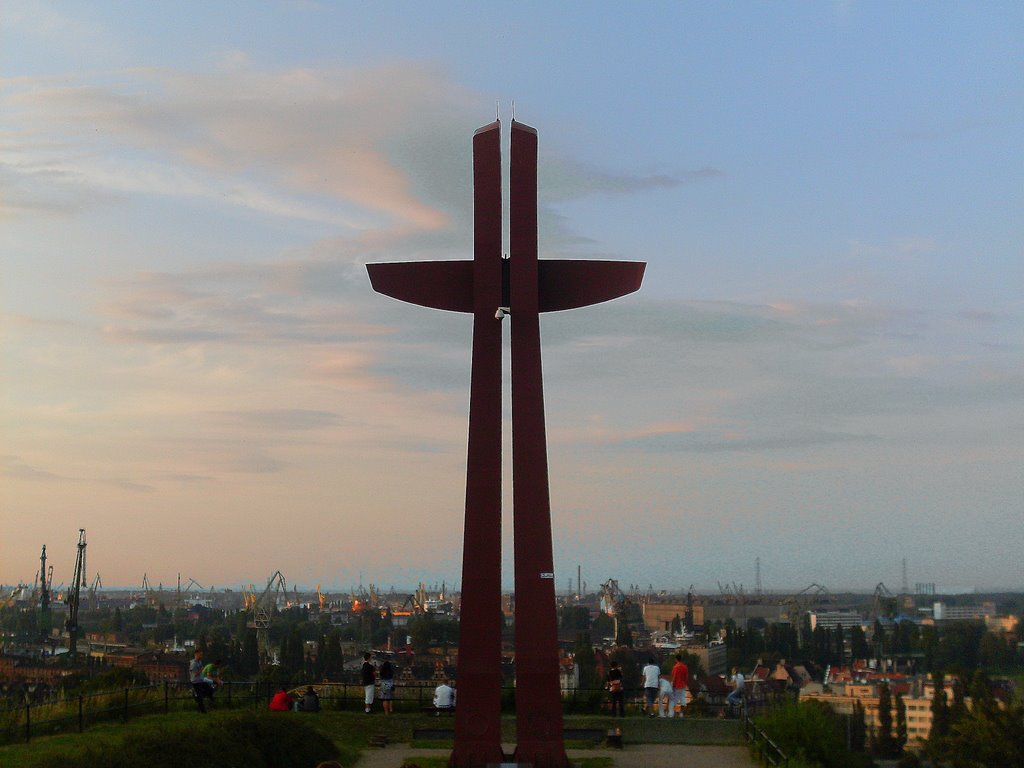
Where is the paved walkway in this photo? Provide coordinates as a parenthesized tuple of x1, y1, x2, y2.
(354, 743, 755, 768)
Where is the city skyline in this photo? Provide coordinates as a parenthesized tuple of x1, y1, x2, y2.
(2, 3, 1022, 592)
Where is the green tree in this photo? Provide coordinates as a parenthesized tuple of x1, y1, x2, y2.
(614, 616, 632, 647)
(949, 676, 968, 728)
(875, 682, 896, 757)
(572, 633, 597, 690)
(929, 669, 950, 742)
(591, 612, 614, 640)
(894, 693, 907, 755)
(849, 625, 870, 660)
(756, 700, 873, 768)
(279, 625, 304, 676)
(873, 619, 886, 656)
(925, 674, 1024, 768)
(558, 605, 590, 632)
(850, 699, 868, 754)
(978, 630, 1012, 669)
(239, 629, 259, 675)
(319, 628, 343, 679)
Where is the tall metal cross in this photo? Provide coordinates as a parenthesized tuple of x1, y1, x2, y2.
(367, 119, 644, 768)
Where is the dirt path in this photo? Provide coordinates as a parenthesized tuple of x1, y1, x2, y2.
(353, 743, 755, 768)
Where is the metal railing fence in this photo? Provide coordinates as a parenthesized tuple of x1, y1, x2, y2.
(2, 681, 755, 744)
(743, 714, 789, 767)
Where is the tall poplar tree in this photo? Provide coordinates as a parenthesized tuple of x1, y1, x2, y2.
(875, 682, 895, 757)
(929, 669, 950, 742)
(894, 693, 907, 755)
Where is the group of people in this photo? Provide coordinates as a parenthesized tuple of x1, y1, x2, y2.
(361, 651, 396, 714)
(642, 654, 690, 718)
(189, 649, 222, 713)
(362, 651, 456, 715)
(608, 654, 746, 717)
(269, 685, 321, 712)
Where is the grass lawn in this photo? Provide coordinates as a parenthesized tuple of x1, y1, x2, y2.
(0, 709, 742, 767)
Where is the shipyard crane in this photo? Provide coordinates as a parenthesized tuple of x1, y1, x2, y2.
(38, 545, 51, 611)
(64, 529, 87, 658)
(784, 582, 834, 623)
(871, 582, 897, 621)
(600, 578, 634, 643)
(247, 571, 288, 667)
(243, 583, 257, 611)
(88, 573, 103, 610)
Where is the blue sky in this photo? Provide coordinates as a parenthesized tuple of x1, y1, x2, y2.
(2, 1, 1022, 595)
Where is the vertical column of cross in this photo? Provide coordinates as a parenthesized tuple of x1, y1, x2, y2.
(451, 121, 505, 768)
(510, 120, 568, 768)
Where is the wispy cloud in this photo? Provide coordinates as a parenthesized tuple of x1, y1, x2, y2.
(206, 409, 341, 431)
(609, 426, 879, 454)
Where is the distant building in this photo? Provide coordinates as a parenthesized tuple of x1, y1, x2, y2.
(808, 609, 862, 631)
(688, 642, 727, 677)
(85, 632, 129, 659)
(802, 674, 965, 748)
(702, 602, 785, 629)
(641, 601, 703, 632)
(932, 601, 995, 622)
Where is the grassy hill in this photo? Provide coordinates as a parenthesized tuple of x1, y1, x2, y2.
(0, 709, 742, 768)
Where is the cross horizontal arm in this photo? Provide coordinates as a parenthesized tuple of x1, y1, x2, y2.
(367, 258, 644, 314)
(366, 260, 474, 313)
(538, 259, 645, 312)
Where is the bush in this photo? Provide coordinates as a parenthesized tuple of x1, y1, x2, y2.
(756, 700, 872, 768)
(77, 668, 150, 694)
(26, 711, 337, 768)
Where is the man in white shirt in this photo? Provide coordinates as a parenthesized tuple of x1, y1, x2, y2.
(641, 658, 661, 717)
(726, 667, 745, 710)
(433, 680, 455, 715)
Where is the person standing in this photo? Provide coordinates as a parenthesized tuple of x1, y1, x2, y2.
(658, 674, 674, 717)
(726, 667, 745, 711)
(361, 652, 376, 713)
(189, 649, 215, 713)
(379, 659, 395, 715)
(606, 660, 625, 717)
(670, 653, 690, 718)
(641, 658, 661, 717)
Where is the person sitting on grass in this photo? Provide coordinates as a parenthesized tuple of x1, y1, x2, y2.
(269, 686, 294, 711)
(300, 685, 321, 712)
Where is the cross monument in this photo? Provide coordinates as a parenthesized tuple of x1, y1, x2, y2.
(367, 118, 644, 768)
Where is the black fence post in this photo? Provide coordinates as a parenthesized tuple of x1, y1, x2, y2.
(226, 680, 232, 706)
(123, 688, 129, 723)
(164, 681, 169, 714)
(24, 702, 31, 743)
(79, 694, 84, 732)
